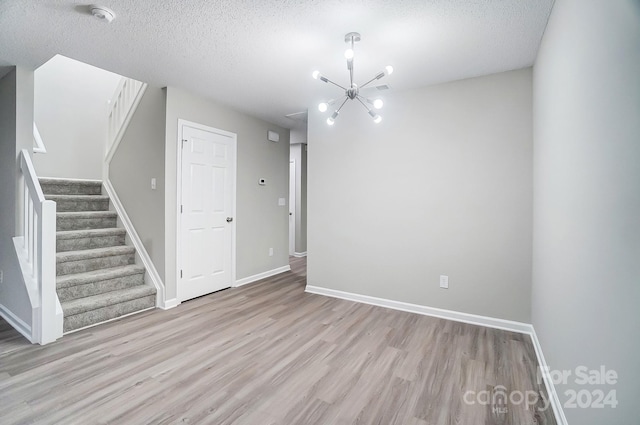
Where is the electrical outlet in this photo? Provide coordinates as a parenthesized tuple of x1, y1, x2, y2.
(439, 275, 449, 289)
(0, 269, 3, 284)
(151, 178, 157, 190)
(269, 248, 274, 257)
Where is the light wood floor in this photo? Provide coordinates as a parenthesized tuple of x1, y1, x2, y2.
(0, 257, 555, 425)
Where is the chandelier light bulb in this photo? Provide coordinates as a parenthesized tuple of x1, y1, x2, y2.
(373, 99, 384, 109)
(374, 115, 382, 124)
(327, 117, 335, 125)
(385, 65, 394, 75)
(344, 48, 354, 60)
(312, 70, 321, 80)
(318, 102, 328, 112)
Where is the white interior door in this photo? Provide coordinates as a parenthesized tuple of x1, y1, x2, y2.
(289, 160, 296, 255)
(179, 122, 236, 302)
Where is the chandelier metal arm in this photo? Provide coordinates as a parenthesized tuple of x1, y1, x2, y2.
(322, 76, 348, 91)
(359, 72, 385, 90)
(355, 95, 372, 112)
(335, 96, 349, 113)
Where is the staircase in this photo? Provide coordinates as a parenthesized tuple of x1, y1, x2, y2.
(40, 177, 156, 333)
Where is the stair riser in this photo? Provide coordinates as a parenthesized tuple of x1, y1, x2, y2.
(57, 253, 135, 276)
(64, 295, 155, 332)
(57, 234, 125, 252)
(54, 199, 110, 212)
(41, 183, 102, 196)
(57, 273, 145, 302)
(57, 216, 117, 231)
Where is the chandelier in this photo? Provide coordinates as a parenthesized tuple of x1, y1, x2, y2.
(312, 32, 393, 125)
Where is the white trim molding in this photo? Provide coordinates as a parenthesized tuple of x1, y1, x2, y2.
(293, 251, 307, 258)
(160, 298, 180, 310)
(528, 327, 569, 425)
(103, 179, 171, 309)
(0, 303, 34, 343)
(305, 284, 568, 425)
(234, 265, 291, 288)
(305, 285, 531, 333)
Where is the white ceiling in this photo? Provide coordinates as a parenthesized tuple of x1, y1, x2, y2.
(0, 0, 554, 130)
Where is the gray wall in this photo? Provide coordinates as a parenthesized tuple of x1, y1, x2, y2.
(532, 1, 640, 423)
(289, 143, 307, 254)
(110, 87, 166, 281)
(32, 55, 121, 180)
(0, 67, 35, 327)
(308, 68, 533, 322)
(164, 87, 290, 301)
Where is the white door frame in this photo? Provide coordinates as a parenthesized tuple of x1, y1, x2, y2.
(176, 119, 237, 297)
(289, 159, 296, 256)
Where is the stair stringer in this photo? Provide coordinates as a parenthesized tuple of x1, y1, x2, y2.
(102, 180, 174, 309)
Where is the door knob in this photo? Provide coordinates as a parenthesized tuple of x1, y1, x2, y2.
(226, 217, 233, 223)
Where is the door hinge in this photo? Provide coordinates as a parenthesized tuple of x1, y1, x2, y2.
(181, 139, 188, 148)
(181, 205, 183, 213)
(180, 270, 183, 278)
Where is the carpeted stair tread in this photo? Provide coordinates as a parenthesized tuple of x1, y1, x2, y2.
(61, 285, 156, 317)
(57, 211, 117, 218)
(56, 228, 126, 252)
(45, 194, 110, 201)
(56, 245, 135, 263)
(47, 194, 110, 212)
(39, 177, 102, 186)
(63, 296, 155, 333)
(56, 211, 118, 231)
(57, 265, 145, 289)
(57, 228, 126, 240)
(39, 178, 103, 195)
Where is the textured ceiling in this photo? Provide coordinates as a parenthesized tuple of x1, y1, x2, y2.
(0, 0, 554, 130)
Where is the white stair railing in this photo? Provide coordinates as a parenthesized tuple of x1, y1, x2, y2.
(18, 149, 62, 344)
(33, 122, 47, 154)
(106, 77, 146, 164)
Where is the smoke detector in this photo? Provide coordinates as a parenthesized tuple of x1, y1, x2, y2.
(90, 5, 116, 23)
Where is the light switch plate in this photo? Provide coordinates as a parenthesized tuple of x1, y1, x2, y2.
(278, 198, 286, 206)
(440, 275, 449, 289)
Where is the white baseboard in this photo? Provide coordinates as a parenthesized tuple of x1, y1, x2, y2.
(0, 303, 34, 343)
(234, 265, 291, 287)
(529, 327, 569, 425)
(305, 284, 567, 425)
(305, 285, 531, 334)
(103, 179, 166, 309)
(293, 251, 307, 258)
(160, 298, 180, 310)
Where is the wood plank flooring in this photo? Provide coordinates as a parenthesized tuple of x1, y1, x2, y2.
(0, 257, 556, 425)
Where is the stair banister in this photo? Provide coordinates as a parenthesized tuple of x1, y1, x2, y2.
(19, 149, 62, 344)
(105, 77, 146, 166)
(33, 122, 46, 154)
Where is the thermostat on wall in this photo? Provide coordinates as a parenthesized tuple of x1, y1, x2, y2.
(268, 131, 280, 142)
(259, 178, 266, 185)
